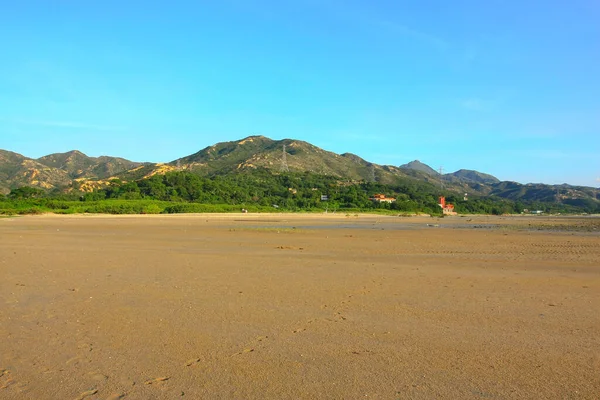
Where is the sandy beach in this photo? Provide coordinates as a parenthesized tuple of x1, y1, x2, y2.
(1, 213, 599, 399)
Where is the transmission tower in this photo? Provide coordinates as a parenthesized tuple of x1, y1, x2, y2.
(438, 166, 444, 190)
(280, 144, 289, 172)
(369, 164, 376, 182)
(176, 159, 181, 170)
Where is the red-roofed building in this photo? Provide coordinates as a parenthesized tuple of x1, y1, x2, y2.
(370, 194, 396, 203)
(438, 196, 457, 215)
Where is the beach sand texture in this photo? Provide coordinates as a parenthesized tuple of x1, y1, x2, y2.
(1, 214, 599, 399)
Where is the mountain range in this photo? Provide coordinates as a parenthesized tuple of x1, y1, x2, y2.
(1, 136, 599, 207)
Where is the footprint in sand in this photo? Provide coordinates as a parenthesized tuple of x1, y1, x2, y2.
(232, 348, 255, 356)
(75, 388, 98, 400)
(144, 377, 170, 385)
(335, 312, 347, 321)
(1, 378, 15, 390)
(106, 393, 126, 400)
(232, 334, 271, 356)
(0, 369, 15, 390)
(89, 373, 108, 382)
(185, 358, 201, 367)
(66, 356, 83, 366)
(77, 342, 94, 352)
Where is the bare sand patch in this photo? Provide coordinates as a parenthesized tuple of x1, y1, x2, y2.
(1, 215, 599, 399)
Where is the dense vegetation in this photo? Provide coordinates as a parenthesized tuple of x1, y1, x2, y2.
(1, 169, 598, 215)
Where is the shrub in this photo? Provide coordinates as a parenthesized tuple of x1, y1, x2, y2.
(142, 204, 162, 214)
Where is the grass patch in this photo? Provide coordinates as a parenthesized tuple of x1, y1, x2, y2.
(0, 199, 280, 216)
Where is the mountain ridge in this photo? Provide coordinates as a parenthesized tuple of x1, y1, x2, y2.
(1, 136, 598, 208)
(0, 149, 144, 194)
(399, 160, 440, 176)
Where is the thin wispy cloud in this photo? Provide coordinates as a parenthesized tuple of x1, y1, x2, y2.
(459, 88, 518, 113)
(319, 1, 448, 50)
(513, 149, 595, 160)
(343, 132, 385, 141)
(515, 128, 560, 139)
(460, 98, 488, 111)
(13, 119, 126, 132)
(462, 46, 478, 64)
(372, 18, 448, 50)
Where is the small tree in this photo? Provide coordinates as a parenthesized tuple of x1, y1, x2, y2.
(9, 186, 45, 199)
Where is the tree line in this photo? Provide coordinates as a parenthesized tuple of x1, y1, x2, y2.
(2, 169, 598, 215)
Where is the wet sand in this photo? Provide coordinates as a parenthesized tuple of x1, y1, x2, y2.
(1, 214, 599, 399)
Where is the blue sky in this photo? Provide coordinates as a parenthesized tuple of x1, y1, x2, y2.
(1, 1, 598, 186)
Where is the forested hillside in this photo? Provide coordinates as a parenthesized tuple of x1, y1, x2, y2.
(1, 136, 599, 215)
(2, 169, 598, 216)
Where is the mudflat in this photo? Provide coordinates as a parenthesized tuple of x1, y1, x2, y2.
(1, 214, 599, 399)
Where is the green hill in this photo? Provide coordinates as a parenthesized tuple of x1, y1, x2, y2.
(0, 150, 71, 194)
(450, 169, 500, 185)
(37, 150, 143, 179)
(399, 160, 439, 176)
(170, 135, 411, 185)
(1, 136, 599, 213)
